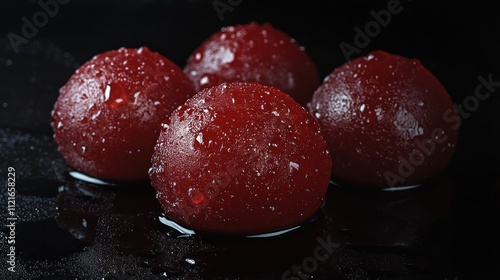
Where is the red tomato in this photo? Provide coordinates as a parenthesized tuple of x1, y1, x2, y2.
(52, 47, 196, 182)
(149, 82, 331, 235)
(308, 51, 459, 188)
(184, 22, 320, 106)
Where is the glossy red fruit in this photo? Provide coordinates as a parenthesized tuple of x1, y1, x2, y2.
(184, 22, 320, 106)
(307, 50, 459, 189)
(52, 47, 196, 182)
(149, 82, 331, 235)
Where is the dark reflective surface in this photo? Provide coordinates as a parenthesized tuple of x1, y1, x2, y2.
(0, 146, 462, 279)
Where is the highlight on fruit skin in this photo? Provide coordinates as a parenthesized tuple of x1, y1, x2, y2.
(307, 50, 459, 189)
(149, 82, 332, 236)
(184, 22, 320, 107)
(51, 46, 196, 182)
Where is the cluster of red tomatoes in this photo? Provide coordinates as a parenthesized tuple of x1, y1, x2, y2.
(51, 22, 458, 235)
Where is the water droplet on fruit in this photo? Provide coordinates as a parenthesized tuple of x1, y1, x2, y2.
(286, 72, 295, 89)
(289, 161, 300, 172)
(360, 104, 366, 112)
(74, 142, 95, 160)
(417, 126, 424, 136)
(375, 107, 383, 120)
(200, 76, 209, 86)
(133, 91, 141, 105)
(195, 132, 204, 145)
(194, 52, 202, 61)
(394, 108, 424, 140)
(212, 47, 235, 65)
(188, 188, 205, 205)
(104, 82, 129, 109)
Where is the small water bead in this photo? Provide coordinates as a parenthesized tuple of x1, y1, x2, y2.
(289, 161, 300, 172)
(104, 82, 129, 109)
(188, 188, 205, 205)
(200, 76, 209, 86)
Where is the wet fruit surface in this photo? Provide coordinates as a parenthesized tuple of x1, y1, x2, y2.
(149, 82, 331, 235)
(308, 51, 459, 188)
(184, 22, 320, 106)
(51, 47, 196, 182)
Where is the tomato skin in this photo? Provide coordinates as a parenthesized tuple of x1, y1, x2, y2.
(308, 50, 459, 188)
(184, 22, 320, 106)
(52, 47, 196, 182)
(149, 82, 331, 235)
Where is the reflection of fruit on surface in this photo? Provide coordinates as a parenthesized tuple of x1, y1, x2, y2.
(150, 82, 331, 235)
(184, 22, 320, 106)
(51, 47, 196, 182)
(308, 51, 459, 188)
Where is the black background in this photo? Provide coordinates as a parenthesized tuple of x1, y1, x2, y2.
(1, 0, 499, 279)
